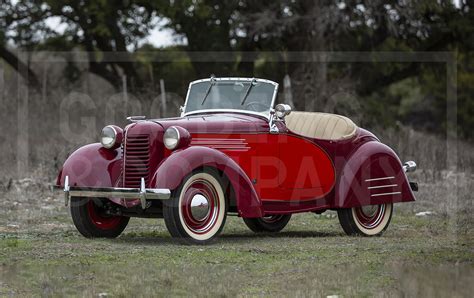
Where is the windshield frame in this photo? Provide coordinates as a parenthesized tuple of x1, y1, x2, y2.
(181, 77, 279, 119)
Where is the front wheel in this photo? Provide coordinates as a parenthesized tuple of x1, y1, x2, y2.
(70, 197, 130, 238)
(337, 203, 393, 236)
(163, 170, 227, 244)
(243, 214, 292, 233)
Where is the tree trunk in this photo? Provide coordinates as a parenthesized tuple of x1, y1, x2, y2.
(0, 45, 40, 89)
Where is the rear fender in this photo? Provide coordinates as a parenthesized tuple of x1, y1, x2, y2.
(335, 141, 415, 208)
(150, 146, 263, 218)
(56, 143, 122, 188)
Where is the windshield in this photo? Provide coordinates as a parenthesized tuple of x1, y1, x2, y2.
(184, 78, 278, 117)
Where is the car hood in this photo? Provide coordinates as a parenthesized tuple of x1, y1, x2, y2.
(151, 112, 269, 134)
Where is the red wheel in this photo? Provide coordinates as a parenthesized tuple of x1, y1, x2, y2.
(261, 215, 286, 224)
(163, 170, 227, 244)
(243, 214, 291, 233)
(70, 198, 129, 238)
(337, 203, 393, 236)
(86, 201, 124, 230)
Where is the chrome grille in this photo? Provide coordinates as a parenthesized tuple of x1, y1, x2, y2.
(124, 134, 150, 188)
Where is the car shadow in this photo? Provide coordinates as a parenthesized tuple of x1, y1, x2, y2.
(115, 230, 343, 246)
(222, 230, 342, 239)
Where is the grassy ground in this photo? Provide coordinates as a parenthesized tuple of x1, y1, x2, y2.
(0, 169, 472, 297)
(0, 210, 472, 297)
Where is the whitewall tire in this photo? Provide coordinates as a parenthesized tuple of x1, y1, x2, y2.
(163, 169, 227, 244)
(337, 203, 393, 236)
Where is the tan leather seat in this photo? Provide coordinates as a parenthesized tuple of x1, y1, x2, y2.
(285, 111, 357, 140)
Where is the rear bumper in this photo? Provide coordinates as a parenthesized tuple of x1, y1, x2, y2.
(403, 161, 418, 192)
(53, 176, 171, 209)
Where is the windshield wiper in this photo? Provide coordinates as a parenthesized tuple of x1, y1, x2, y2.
(240, 78, 257, 105)
(201, 76, 216, 105)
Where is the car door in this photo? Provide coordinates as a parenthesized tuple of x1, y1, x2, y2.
(276, 133, 335, 201)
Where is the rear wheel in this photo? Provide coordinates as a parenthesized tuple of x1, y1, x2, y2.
(243, 214, 292, 233)
(70, 198, 129, 238)
(337, 203, 393, 236)
(163, 170, 227, 244)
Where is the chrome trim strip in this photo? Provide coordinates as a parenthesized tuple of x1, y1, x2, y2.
(56, 176, 171, 209)
(370, 191, 402, 197)
(367, 184, 398, 190)
(365, 176, 395, 182)
(191, 138, 248, 145)
(139, 177, 147, 209)
(181, 77, 279, 120)
(126, 115, 146, 122)
(183, 109, 271, 120)
(197, 147, 250, 151)
(63, 175, 70, 206)
(123, 127, 128, 187)
(191, 138, 247, 142)
(191, 138, 250, 151)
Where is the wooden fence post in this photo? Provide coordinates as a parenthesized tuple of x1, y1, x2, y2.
(42, 62, 47, 104)
(0, 63, 4, 104)
(160, 79, 167, 117)
(122, 75, 128, 117)
(17, 52, 29, 177)
(283, 74, 295, 107)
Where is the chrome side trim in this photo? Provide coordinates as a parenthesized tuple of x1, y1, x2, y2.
(56, 175, 171, 209)
(123, 127, 128, 187)
(190, 138, 250, 151)
(367, 184, 398, 190)
(370, 191, 402, 197)
(364, 176, 395, 182)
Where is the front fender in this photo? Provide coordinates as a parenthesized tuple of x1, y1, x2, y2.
(151, 146, 263, 218)
(335, 141, 416, 208)
(56, 143, 122, 189)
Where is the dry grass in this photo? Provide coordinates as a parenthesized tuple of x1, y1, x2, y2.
(0, 162, 472, 296)
(0, 209, 472, 296)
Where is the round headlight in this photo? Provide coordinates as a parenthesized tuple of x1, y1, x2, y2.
(163, 126, 191, 150)
(164, 127, 180, 150)
(101, 125, 122, 149)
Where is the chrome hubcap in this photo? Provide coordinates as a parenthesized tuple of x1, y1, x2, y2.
(190, 194, 210, 221)
(361, 205, 378, 217)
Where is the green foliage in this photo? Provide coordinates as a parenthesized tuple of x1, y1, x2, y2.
(0, 0, 473, 140)
(456, 53, 474, 140)
(135, 45, 196, 95)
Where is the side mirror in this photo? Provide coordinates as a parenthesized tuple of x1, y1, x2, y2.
(275, 104, 292, 119)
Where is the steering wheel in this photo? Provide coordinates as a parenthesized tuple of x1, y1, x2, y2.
(244, 101, 268, 112)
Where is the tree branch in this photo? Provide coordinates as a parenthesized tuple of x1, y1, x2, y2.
(0, 45, 40, 89)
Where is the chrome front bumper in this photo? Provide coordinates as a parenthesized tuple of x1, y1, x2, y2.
(54, 176, 171, 209)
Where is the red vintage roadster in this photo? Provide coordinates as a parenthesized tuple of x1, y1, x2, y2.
(55, 77, 417, 244)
